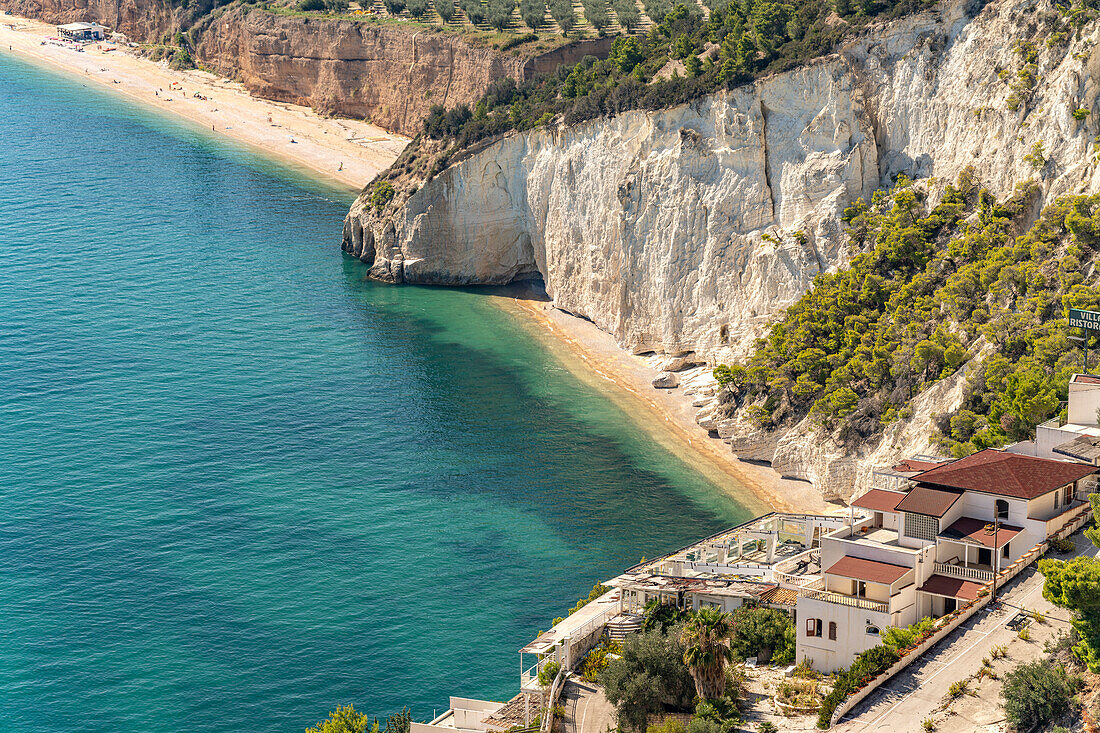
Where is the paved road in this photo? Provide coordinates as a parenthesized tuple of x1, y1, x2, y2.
(835, 533, 1099, 732)
(561, 678, 615, 733)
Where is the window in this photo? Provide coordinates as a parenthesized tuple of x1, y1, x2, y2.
(805, 618, 822, 637)
(1002, 542, 1011, 559)
(828, 622, 837, 641)
(866, 625, 880, 636)
(995, 500, 1009, 520)
(904, 512, 939, 541)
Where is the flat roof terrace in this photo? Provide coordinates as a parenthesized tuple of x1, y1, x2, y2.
(826, 519, 921, 553)
(630, 512, 850, 576)
(520, 587, 621, 656)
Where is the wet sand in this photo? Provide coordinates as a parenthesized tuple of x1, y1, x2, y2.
(501, 297, 836, 516)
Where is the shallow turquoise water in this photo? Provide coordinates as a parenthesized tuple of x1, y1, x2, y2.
(0, 54, 754, 732)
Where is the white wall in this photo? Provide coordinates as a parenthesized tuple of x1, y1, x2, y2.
(955, 491, 1045, 560)
(820, 534, 921, 572)
(1068, 378, 1100, 425)
(795, 597, 891, 672)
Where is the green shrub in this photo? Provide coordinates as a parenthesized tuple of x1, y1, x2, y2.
(580, 638, 622, 681)
(306, 704, 371, 733)
(435, 0, 455, 21)
(368, 181, 396, 213)
(168, 48, 194, 70)
(518, 0, 545, 31)
(1001, 662, 1079, 731)
(1073, 107, 1091, 121)
(537, 659, 562, 686)
(945, 678, 971, 699)
(601, 630, 695, 732)
(1051, 537, 1075, 553)
(882, 617, 936, 651)
(816, 645, 900, 727)
(728, 606, 794, 664)
(646, 719, 686, 733)
(1024, 142, 1045, 170)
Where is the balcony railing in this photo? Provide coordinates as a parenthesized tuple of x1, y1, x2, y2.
(933, 562, 993, 582)
(774, 572, 825, 590)
(799, 587, 888, 613)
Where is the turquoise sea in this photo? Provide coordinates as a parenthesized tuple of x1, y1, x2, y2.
(0, 54, 756, 732)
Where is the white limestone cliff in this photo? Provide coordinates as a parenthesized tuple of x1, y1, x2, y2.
(344, 0, 1100, 499)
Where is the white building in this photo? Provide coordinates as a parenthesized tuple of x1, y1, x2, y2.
(56, 22, 107, 41)
(796, 449, 1096, 671)
(411, 698, 513, 733)
(1016, 373, 1100, 465)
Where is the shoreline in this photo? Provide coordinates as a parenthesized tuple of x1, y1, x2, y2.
(499, 297, 835, 516)
(0, 15, 407, 191)
(0, 11, 832, 516)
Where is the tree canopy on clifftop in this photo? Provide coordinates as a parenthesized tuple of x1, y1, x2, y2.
(421, 0, 938, 148)
(715, 168, 1100, 457)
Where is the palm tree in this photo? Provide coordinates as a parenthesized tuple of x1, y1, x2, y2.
(679, 606, 734, 699)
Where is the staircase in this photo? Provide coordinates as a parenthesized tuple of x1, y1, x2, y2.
(605, 613, 643, 640)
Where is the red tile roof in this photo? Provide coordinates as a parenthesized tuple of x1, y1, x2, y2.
(939, 517, 1023, 548)
(826, 556, 912, 585)
(913, 449, 1096, 499)
(852, 489, 906, 513)
(757, 586, 799, 606)
(892, 458, 948, 473)
(1072, 374, 1100, 385)
(895, 485, 961, 517)
(918, 574, 985, 602)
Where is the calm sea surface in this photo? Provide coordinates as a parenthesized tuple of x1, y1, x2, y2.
(0, 54, 755, 732)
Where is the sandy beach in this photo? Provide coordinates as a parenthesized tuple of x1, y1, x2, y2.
(0, 15, 407, 191)
(1, 13, 830, 515)
(502, 297, 836, 516)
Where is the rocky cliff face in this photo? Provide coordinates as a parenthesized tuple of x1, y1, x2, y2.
(345, 60, 879, 359)
(344, 0, 1100, 498)
(192, 8, 530, 137)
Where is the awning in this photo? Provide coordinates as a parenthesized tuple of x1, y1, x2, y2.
(939, 517, 1022, 548)
(918, 574, 984, 602)
(851, 488, 906, 513)
(825, 556, 911, 584)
